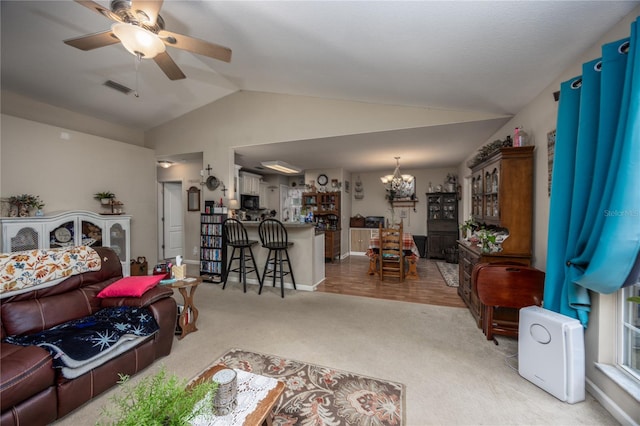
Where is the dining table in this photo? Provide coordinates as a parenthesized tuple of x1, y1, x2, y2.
(366, 232, 420, 279)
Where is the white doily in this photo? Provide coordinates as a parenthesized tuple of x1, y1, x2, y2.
(190, 369, 278, 425)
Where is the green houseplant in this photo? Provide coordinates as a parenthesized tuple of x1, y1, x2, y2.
(97, 366, 218, 426)
(94, 191, 116, 205)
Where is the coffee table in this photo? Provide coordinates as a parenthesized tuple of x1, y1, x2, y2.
(166, 277, 201, 340)
(188, 364, 285, 426)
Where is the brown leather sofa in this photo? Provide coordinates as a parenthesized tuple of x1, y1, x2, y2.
(0, 247, 177, 426)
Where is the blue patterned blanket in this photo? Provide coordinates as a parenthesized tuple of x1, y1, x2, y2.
(3, 306, 158, 379)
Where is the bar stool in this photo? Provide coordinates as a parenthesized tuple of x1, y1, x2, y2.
(222, 218, 262, 292)
(258, 218, 296, 298)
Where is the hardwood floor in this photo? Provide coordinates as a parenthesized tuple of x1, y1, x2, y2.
(317, 255, 466, 308)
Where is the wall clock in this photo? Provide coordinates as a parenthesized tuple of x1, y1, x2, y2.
(317, 174, 329, 186)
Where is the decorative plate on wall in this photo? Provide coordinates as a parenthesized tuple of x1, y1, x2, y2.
(206, 176, 220, 191)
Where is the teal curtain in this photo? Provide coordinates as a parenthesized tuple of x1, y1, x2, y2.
(544, 17, 640, 327)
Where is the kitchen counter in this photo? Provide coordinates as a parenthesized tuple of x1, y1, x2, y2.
(230, 221, 325, 291)
(239, 221, 315, 228)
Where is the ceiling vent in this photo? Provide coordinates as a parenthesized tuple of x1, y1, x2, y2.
(103, 80, 132, 95)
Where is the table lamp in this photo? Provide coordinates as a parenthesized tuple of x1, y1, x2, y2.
(228, 199, 240, 218)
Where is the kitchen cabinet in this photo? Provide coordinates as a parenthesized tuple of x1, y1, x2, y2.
(350, 228, 372, 254)
(0, 210, 131, 275)
(325, 230, 341, 262)
(259, 183, 269, 209)
(426, 192, 458, 259)
(459, 146, 534, 326)
(239, 171, 261, 195)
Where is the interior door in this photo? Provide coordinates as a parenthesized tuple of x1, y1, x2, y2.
(163, 182, 183, 260)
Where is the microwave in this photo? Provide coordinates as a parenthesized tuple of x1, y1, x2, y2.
(240, 194, 259, 210)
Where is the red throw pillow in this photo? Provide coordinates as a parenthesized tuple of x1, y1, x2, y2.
(97, 275, 164, 298)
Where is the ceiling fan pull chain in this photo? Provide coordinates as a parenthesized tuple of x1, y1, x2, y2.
(134, 53, 141, 98)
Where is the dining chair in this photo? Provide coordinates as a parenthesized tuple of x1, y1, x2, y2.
(222, 218, 262, 292)
(258, 218, 296, 298)
(473, 262, 545, 343)
(378, 222, 404, 282)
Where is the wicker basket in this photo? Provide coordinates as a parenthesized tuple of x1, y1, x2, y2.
(350, 215, 365, 227)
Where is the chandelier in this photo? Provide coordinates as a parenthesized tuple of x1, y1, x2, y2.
(380, 157, 414, 198)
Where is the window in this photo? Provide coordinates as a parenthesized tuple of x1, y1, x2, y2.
(620, 280, 640, 380)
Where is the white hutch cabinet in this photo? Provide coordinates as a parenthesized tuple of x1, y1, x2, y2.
(0, 210, 131, 276)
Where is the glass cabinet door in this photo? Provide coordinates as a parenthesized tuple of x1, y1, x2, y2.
(442, 194, 457, 220)
(49, 220, 76, 248)
(81, 220, 103, 247)
(108, 223, 127, 262)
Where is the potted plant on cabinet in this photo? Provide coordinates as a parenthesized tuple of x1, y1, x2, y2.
(3, 194, 45, 217)
(94, 191, 116, 205)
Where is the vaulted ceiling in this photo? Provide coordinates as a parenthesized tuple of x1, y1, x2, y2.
(2, 1, 637, 172)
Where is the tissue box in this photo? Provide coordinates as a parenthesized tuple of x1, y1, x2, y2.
(172, 265, 187, 280)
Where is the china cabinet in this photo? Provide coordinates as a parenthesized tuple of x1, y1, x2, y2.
(199, 203, 227, 283)
(0, 210, 131, 275)
(302, 191, 341, 261)
(459, 146, 534, 326)
(426, 192, 458, 259)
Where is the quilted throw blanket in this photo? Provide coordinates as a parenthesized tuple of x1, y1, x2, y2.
(0, 246, 101, 299)
(3, 306, 158, 379)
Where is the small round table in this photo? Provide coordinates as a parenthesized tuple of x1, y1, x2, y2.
(167, 277, 201, 340)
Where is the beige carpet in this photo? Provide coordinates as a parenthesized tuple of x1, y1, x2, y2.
(54, 284, 616, 426)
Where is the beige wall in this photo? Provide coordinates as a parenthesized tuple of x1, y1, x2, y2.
(349, 168, 456, 236)
(145, 91, 509, 210)
(1, 91, 144, 146)
(458, 7, 640, 423)
(0, 114, 158, 266)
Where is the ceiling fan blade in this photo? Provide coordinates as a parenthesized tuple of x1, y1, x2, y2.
(74, 0, 124, 23)
(158, 30, 232, 63)
(154, 51, 186, 80)
(131, 0, 164, 26)
(64, 30, 120, 51)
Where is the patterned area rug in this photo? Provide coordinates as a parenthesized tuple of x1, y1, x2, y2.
(436, 261, 459, 287)
(215, 348, 405, 425)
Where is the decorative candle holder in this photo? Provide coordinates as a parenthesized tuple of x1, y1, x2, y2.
(212, 368, 238, 416)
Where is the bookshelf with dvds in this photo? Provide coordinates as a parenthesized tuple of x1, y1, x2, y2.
(200, 203, 227, 283)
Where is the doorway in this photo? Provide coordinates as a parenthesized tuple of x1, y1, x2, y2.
(159, 181, 184, 260)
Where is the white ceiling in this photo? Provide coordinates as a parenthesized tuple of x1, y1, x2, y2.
(2, 1, 638, 173)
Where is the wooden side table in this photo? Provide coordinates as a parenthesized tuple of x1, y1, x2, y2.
(167, 277, 201, 340)
(188, 364, 285, 426)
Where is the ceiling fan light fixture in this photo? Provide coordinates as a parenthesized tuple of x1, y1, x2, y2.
(261, 161, 302, 174)
(111, 23, 165, 58)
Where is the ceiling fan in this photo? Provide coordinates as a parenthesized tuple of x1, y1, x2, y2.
(63, 0, 232, 80)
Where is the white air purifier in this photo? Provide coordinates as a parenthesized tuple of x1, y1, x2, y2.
(518, 306, 585, 403)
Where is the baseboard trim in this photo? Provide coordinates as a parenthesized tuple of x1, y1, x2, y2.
(586, 377, 638, 426)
